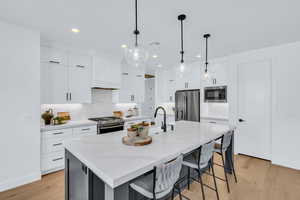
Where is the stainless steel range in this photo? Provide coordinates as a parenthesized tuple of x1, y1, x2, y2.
(88, 116, 125, 134)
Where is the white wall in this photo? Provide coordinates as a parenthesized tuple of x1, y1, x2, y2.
(226, 41, 300, 170)
(0, 21, 41, 191)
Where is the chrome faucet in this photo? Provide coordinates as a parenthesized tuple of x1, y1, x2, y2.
(154, 106, 167, 132)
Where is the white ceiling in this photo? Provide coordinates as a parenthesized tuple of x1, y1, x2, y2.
(1, 0, 300, 68)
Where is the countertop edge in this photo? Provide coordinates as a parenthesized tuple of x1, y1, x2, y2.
(41, 120, 98, 132)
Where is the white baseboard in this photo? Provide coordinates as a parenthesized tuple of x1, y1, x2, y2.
(272, 160, 300, 171)
(0, 171, 41, 192)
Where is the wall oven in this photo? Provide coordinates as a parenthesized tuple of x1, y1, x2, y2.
(204, 86, 227, 103)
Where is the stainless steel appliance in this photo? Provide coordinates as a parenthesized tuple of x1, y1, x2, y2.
(88, 116, 124, 134)
(175, 89, 200, 122)
(204, 86, 227, 103)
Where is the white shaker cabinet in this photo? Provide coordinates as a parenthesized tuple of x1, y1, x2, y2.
(114, 64, 145, 103)
(201, 61, 228, 87)
(40, 46, 92, 104)
(175, 63, 201, 90)
(68, 53, 92, 103)
(41, 61, 69, 104)
(92, 56, 121, 89)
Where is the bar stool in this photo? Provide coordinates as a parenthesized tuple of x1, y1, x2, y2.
(214, 131, 237, 193)
(129, 155, 183, 200)
(182, 141, 219, 200)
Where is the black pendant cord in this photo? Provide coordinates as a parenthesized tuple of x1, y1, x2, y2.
(204, 34, 210, 72)
(133, 0, 140, 47)
(180, 19, 184, 63)
(178, 14, 186, 63)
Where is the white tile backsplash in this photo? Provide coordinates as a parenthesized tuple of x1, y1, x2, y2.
(41, 89, 114, 120)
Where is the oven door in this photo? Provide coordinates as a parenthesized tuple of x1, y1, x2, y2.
(204, 86, 227, 102)
(99, 124, 124, 134)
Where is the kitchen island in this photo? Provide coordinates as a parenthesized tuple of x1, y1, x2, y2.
(64, 121, 235, 200)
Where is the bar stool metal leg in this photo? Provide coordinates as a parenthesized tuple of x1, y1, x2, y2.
(230, 156, 238, 183)
(198, 173, 206, 200)
(211, 162, 220, 200)
(172, 187, 175, 200)
(187, 167, 190, 190)
(221, 152, 230, 193)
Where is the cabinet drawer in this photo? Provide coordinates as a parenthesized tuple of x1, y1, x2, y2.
(41, 151, 65, 173)
(73, 125, 97, 136)
(42, 137, 66, 154)
(42, 128, 73, 139)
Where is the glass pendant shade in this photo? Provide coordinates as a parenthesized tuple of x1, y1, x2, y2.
(202, 68, 211, 81)
(179, 62, 185, 73)
(124, 45, 149, 67)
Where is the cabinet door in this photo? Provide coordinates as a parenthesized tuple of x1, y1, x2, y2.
(187, 63, 201, 89)
(134, 68, 145, 103)
(69, 54, 91, 103)
(166, 69, 176, 102)
(41, 46, 67, 65)
(67, 152, 89, 200)
(118, 65, 134, 103)
(41, 62, 69, 104)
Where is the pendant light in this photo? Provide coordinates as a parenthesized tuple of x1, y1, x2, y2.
(178, 14, 186, 73)
(124, 0, 149, 67)
(203, 33, 211, 79)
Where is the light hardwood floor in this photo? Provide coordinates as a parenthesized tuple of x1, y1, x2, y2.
(1, 154, 300, 200)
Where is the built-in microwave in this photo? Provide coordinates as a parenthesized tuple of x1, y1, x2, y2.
(204, 86, 227, 103)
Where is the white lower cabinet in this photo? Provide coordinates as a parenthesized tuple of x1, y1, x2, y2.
(41, 125, 97, 175)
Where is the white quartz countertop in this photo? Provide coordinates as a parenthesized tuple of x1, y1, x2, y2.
(64, 121, 234, 188)
(123, 115, 151, 122)
(41, 120, 97, 132)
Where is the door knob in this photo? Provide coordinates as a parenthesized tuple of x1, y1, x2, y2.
(238, 118, 245, 122)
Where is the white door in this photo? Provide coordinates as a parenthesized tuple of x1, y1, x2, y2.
(237, 60, 271, 160)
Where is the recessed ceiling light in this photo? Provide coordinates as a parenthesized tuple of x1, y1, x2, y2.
(121, 44, 127, 48)
(157, 64, 162, 68)
(71, 28, 80, 33)
(196, 54, 201, 58)
(152, 54, 158, 58)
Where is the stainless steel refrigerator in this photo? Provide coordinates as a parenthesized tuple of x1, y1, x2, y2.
(175, 89, 200, 122)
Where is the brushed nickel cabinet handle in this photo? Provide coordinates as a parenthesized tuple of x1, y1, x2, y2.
(49, 60, 60, 64)
(53, 132, 63, 135)
(53, 143, 63, 146)
(76, 65, 85, 68)
(52, 157, 63, 162)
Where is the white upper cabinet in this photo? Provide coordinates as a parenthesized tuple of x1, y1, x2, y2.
(40, 46, 92, 104)
(175, 63, 201, 90)
(92, 56, 121, 89)
(114, 63, 145, 103)
(41, 61, 69, 104)
(201, 61, 228, 87)
(68, 53, 92, 103)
